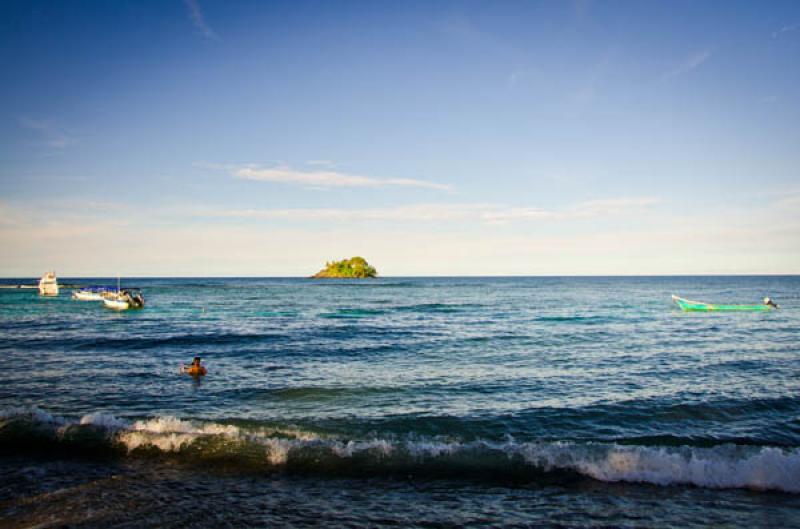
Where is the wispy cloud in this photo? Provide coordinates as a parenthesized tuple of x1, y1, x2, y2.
(232, 165, 452, 191)
(772, 23, 799, 39)
(480, 197, 658, 223)
(184, 0, 217, 39)
(207, 197, 658, 224)
(0, 203, 21, 227)
(776, 191, 800, 210)
(661, 49, 712, 82)
(570, 54, 612, 107)
(572, 0, 593, 20)
(19, 117, 77, 152)
(507, 70, 526, 89)
(210, 204, 488, 222)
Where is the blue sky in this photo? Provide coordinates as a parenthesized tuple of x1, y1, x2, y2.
(1, 0, 798, 276)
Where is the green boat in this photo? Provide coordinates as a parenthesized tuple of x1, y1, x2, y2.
(672, 295, 777, 312)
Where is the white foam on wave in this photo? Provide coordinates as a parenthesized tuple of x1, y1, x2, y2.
(120, 430, 200, 452)
(516, 442, 800, 493)
(0, 405, 65, 425)
(130, 416, 240, 436)
(330, 439, 395, 458)
(79, 412, 130, 430)
(118, 416, 242, 452)
(249, 436, 800, 493)
(264, 438, 292, 464)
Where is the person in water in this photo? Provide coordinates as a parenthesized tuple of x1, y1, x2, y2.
(183, 356, 206, 376)
(764, 297, 779, 309)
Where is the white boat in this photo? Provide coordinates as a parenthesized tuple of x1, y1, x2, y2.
(73, 287, 112, 301)
(38, 271, 59, 296)
(102, 276, 144, 310)
(103, 297, 130, 310)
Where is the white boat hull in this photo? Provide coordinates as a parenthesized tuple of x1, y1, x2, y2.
(103, 298, 129, 310)
(73, 291, 105, 301)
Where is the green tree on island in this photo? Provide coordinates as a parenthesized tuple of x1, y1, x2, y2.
(312, 257, 378, 278)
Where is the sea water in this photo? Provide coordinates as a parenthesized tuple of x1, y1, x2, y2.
(1, 276, 799, 527)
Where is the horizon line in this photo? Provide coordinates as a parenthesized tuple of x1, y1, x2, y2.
(1, 273, 798, 280)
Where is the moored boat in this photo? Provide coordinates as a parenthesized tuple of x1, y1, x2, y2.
(672, 294, 777, 312)
(103, 289, 145, 311)
(72, 286, 113, 301)
(103, 297, 129, 310)
(102, 275, 145, 311)
(38, 271, 59, 296)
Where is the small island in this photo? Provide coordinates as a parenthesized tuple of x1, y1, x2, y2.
(312, 256, 378, 278)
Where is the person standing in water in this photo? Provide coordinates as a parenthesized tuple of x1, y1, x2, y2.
(181, 356, 207, 376)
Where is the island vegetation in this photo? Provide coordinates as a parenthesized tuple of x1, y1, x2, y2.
(312, 257, 378, 278)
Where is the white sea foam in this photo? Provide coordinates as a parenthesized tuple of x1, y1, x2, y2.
(117, 416, 242, 452)
(330, 439, 395, 458)
(404, 439, 463, 458)
(130, 416, 240, 437)
(264, 438, 292, 464)
(253, 437, 800, 492)
(119, 430, 201, 452)
(0, 405, 65, 425)
(516, 442, 800, 493)
(79, 412, 130, 430)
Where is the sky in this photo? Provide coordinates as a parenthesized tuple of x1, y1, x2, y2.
(1, 0, 799, 277)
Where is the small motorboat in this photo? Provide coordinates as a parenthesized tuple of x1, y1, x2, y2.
(103, 289, 145, 310)
(103, 296, 130, 310)
(102, 276, 145, 310)
(672, 294, 777, 312)
(38, 271, 59, 296)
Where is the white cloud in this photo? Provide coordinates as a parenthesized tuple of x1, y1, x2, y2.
(507, 70, 526, 88)
(19, 117, 77, 151)
(0, 203, 21, 227)
(184, 0, 217, 39)
(212, 203, 489, 222)
(209, 197, 658, 224)
(569, 197, 659, 216)
(661, 49, 712, 81)
(475, 197, 658, 223)
(233, 165, 452, 191)
(776, 192, 800, 210)
(772, 23, 799, 39)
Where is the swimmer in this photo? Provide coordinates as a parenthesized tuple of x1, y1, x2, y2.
(180, 356, 207, 376)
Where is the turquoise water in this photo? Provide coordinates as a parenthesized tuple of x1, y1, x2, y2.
(1, 276, 799, 527)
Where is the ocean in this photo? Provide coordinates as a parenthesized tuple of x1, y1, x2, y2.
(1, 276, 799, 527)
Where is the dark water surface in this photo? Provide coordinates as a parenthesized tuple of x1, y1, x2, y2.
(1, 276, 799, 527)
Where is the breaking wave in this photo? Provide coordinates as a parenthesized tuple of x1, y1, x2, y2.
(1, 407, 798, 493)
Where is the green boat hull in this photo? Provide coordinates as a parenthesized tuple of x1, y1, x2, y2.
(672, 295, 772, 312)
